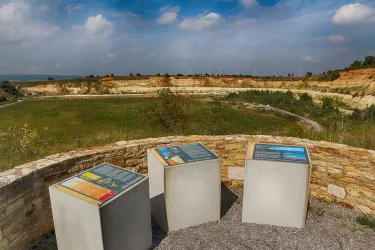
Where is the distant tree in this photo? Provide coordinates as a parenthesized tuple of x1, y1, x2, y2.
(0, 94, 6, 102)
(288, 73, 290, 77)
(105, 74, 109, 77)
(96, 75, 100, 78)
(330, 71, 341, 81)
(351, 108, 362, 120)
(136, 73, 142, 76)
(89, 74, 94, 78)
(47, 77, 55, 80)
(363, 56, 375, 66)
(291, 73, 294, 77)
(322, 72, 326, 74)
(164, 73, 170, 78)
(111, 73, 114, 77)
(130, 73, 133, 76)
(305, 72, 313, 77)
(177, 73, 184, 76)
(350, 60, 362, 67)
(327, 70, 332, 74)
(322, 97, 335, 113)
(299, 93, 313, 104)
(156, 73, 161, 76)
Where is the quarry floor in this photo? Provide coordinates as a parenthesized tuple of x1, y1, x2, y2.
(32, 187, 375, 250)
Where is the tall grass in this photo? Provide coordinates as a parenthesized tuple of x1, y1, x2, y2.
(0, 97, 298, 171)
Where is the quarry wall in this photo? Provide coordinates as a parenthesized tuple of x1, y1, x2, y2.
(0, 135, 375, 249)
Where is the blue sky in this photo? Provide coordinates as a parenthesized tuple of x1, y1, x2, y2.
(0, 0, 374, 76)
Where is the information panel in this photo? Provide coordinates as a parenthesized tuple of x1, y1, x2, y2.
(58, 163, 145, 202)
(252, 144, 309, 164)
(155, 143, 219, 166)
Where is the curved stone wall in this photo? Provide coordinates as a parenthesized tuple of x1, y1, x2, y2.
(0, 135, 375, 249)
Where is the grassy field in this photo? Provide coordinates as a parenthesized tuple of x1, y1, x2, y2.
(0, 97, 299, 171)
(1, 92, 375, 172)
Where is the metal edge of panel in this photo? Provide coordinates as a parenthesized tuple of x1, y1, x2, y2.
(153, 143, 220, 168)
(199, 143, 221, 159)
(100, 176, 149, 208)
(54, 162, 147, 207)
(150, 148, 169, 167)
(247, 143, 255, 160)
(163, 158, 222, 170)
(249, 142, 310, 165)
(53, 184, 102, 206)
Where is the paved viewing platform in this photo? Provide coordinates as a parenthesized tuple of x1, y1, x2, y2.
(33, 187, 375, 250)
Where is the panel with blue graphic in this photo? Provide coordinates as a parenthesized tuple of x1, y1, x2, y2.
(253, 144, 309, 164)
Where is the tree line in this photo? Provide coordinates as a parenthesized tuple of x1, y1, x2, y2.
(350, 56, 375, 68)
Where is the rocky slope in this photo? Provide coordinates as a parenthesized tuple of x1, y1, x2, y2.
(18, 68, 375, 109)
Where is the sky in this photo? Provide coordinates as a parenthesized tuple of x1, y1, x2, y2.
(0, 0, 374, 76)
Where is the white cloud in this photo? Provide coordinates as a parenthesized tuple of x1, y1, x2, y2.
(232, 18, 257, 26)
(302, 56, 319, 63)
(158, 12, 178, 24)
(332, 3, 375, 25)
(178, 12, 221, 31)
(30, 67, 42, 73)
(84, 15, 115, 36)
(0, 2, 60, 42)
(107, 53, 117, 59)
(160, 5, 181, 13)
(157, 5, 180, 24)
(240, 0, 257, 8)
(329, 35, 347, 43)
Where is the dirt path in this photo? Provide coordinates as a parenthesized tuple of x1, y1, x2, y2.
(229, 101, 323, 132)
(256, 104, 322, 132)
(0, 100, 23, 109)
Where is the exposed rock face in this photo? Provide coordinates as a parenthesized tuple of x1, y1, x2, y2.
(0, 135, 375, 249)
(20, 73, 375, 109)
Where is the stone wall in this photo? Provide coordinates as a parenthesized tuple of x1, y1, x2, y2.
(0, 135, 374, 249)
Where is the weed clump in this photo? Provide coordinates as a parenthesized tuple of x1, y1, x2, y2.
(356, 216, 375, 229)
(143, 88, 188, 132)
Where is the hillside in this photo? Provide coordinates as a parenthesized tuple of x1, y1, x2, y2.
(18, 68, 375, 93)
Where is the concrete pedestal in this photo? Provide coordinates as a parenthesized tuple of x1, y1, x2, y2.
(49, 163, 152, 250)
(148, 143, 222, 232)
(242, 143, 311, 228)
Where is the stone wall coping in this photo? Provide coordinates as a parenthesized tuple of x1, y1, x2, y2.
(1, 134, 374, 191)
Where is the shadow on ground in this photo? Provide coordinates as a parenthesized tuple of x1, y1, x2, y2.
(150, 217, 167, 249)
(220, 182, 239, 218)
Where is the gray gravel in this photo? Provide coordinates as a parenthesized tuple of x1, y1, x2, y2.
(32, 187, 375, 250)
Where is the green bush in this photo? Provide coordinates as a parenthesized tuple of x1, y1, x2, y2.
(356, 216, 375, 229)
(330, 72, 341, 81)
(0, 81, 22, 98)
(143, 88, 188, 132)
(299, 93, 313, 105)
(0, 94, 6, 102)
(226, 89, 296, 106)
(322, 97, 335, 114)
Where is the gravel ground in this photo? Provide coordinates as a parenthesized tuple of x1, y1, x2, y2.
(32, 187, 375, 250)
